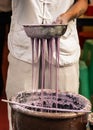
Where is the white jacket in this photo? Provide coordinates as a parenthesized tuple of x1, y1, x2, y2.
(8, 0, 80, 66)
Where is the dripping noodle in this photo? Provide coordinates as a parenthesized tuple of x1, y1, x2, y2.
(17, 24, 87, 113)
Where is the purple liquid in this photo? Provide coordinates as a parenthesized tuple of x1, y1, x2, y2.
(31, 37, 60, 111)
(14, 25, 90, 121)
(16, 91, 85, 113)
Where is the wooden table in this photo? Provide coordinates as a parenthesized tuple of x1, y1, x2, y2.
(77, 15, 93, 27)
(77, 15, 93, 49)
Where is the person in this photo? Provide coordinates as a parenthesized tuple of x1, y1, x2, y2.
(5, 0, 88, 130)
(0, 0, 11, 96)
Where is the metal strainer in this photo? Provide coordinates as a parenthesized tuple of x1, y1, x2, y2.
(24, 24, 67, 39)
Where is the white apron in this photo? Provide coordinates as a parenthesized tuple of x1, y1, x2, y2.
(6, 1, 80, 129)
(8, 0, 80, 66)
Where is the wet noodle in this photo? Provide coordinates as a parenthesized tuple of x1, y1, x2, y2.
(31, 37, 60, 112)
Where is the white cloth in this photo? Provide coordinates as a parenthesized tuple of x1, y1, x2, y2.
(6, 1, 80, 130)
(6, 54, 79, 98)
(8, 0, 80, 66)
(0, 0, 11, 12)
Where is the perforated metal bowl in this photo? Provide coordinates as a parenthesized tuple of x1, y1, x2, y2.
(24, 24, 67, 39)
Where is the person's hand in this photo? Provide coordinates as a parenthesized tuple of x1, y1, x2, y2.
(53, 14, 68, 25)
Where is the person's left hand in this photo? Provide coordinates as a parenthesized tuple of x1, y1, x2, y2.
(53, 14, 68, 25)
